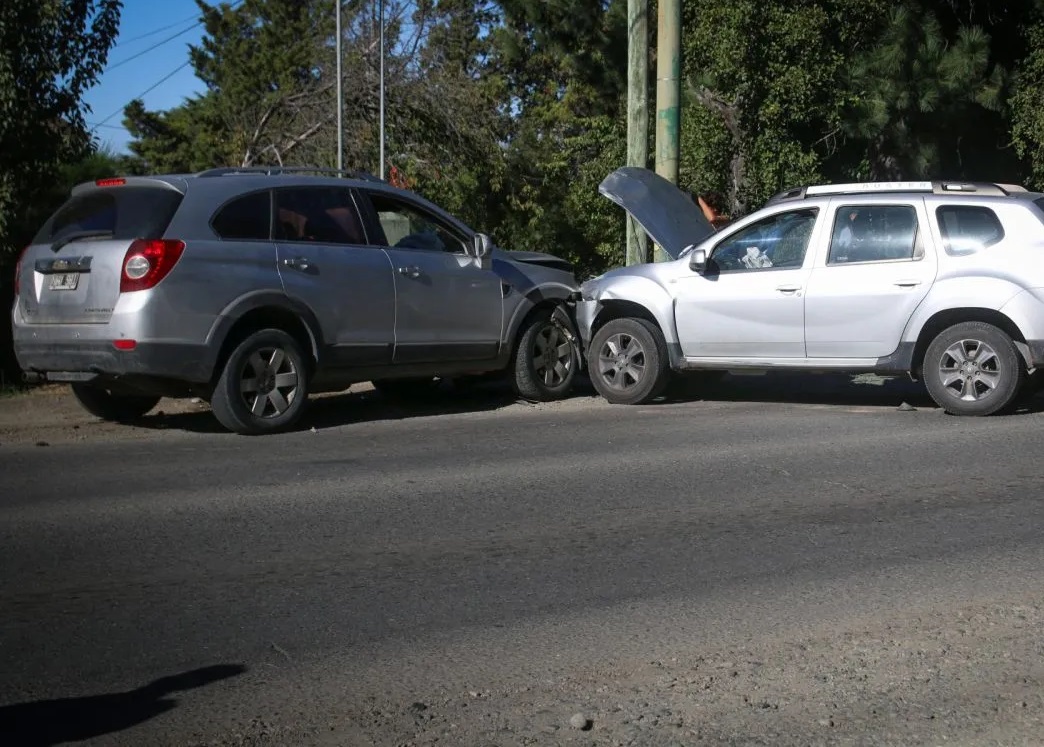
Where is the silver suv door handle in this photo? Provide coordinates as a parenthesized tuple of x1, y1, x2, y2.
(398, 265, 421, 279)
(776, 284, 801, 294)
(282, 257, 311, 270)
(894, 279, 922, 287)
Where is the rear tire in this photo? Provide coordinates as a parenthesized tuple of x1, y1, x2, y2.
(588, 318, 670, 405)
(211, 328, 309, 435)
(512, 308, 578, 401)
(922, 322, 1025, 416)
(71, 384, 160, 422)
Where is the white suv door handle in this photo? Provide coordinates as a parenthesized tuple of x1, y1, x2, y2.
(894, 279, 922, 287)
(398, 265, 421, 279)
(776, 284, 802, 294)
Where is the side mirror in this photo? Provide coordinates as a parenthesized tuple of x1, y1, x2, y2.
(688, 248, 708, 274)
(470, 232, 493, 259)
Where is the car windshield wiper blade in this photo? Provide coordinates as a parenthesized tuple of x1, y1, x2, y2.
(51, 229, 114, 252)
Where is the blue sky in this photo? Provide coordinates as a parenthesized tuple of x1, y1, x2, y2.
(83, 0, 213, 154)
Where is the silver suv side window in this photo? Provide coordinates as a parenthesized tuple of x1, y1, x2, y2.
(829, 204, 921, 264)
(936, 205, 1004, 255)
(368, 195, 467, 254)
(710, 208, 818, 272)
(274, 187, 367, 245)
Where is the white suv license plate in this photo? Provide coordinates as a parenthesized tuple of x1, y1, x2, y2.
(49, 273, 79, 291)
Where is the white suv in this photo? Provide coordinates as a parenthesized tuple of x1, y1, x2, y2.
(578, 168, 1044, 416)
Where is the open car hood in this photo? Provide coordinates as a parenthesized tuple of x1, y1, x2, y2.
(598, 167, 716, 259)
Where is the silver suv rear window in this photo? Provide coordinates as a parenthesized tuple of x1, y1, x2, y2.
(34, 187, 184, 244)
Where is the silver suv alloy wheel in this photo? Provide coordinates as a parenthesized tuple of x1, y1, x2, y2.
(239, 346, 300, 418)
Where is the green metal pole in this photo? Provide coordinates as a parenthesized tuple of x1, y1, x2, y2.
(626, 0, 649, 266)
(654, 0, 681, 262)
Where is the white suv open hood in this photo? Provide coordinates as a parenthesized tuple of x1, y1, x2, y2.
(598, 167, 716, 259)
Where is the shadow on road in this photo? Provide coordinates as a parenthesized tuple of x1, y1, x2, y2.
(123, 371, 1044, 435)
(663, 371, 1044, 413)
(133, 377, 532, 434)
(0, 664, 246, 746)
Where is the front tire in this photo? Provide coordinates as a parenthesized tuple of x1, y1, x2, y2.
(70, 384, 160, 422)
(512, 308, 578, 401)
(922, 322, 1025, 416)
(588, 318, 669, 405)
(211, 328, 309, 435)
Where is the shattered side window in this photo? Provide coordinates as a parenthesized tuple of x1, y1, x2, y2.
(710, 209, 818, 272)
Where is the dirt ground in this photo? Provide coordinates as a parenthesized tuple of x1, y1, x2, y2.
(0, 384, 216, 447)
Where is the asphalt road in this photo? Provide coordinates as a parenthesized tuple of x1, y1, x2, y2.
(2, 374, 1043, 745)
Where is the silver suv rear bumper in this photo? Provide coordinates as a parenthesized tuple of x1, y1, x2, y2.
(15, 339, 214, 384)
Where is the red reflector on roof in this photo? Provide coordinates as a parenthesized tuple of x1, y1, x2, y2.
(95, 177, 126, 187)
(113, 339, 137, 350)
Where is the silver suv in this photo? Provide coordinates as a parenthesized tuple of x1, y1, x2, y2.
(579, 167, 1044, 416)
(12, 167, 580, 434)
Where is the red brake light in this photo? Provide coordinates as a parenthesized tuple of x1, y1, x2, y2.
(14, 245, 29, 296)
(96, 177, 126, 187)
(120, 239, 185, 293)
(113, 339, 137, 350)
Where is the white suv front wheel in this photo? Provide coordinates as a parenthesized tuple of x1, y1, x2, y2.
(923, 321, 1026, 416)
(588, 318, 669, 405)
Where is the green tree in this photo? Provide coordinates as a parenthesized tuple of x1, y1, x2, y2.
(842, 4, 1009, 180)
(482, 0, 631, 271)
(682, 0, 889, 214)
(0, 0, 121, 256)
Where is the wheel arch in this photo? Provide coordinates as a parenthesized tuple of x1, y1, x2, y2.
(911, 307, 1029, 379)
(505, 285, 578, 351)
(590, 300, 667, 345)
(208, 294, 322, 384)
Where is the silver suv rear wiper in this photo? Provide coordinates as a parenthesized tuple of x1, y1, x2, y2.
(51, 229, 115, 252)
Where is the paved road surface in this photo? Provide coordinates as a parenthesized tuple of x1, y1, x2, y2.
(1, 374, 1043, 745)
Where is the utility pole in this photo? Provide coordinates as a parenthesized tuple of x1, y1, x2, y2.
(379, 0, 385, 180)
(625, 0, 649, 266)
(654, 0, 681, 262)
(335, 0, 343, 172)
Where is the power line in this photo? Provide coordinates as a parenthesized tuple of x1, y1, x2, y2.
(111, 0, 247, 50)
(113, 13, 202, 47)
(104, 22, 202, 73)
(91, 60, 193, 131)
(105, 0, 245, 73)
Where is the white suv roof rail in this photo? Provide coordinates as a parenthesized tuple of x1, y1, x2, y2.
(767, 180, 1028, 205)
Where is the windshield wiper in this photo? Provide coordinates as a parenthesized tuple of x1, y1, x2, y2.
(51, 230, 114, 252)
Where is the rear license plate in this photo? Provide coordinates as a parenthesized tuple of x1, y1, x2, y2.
(49, 273, 79, 291)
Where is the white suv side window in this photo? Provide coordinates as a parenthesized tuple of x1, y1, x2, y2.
(828, 204, 923, 264)
(709, 208, 818, 272)
(936, 205, 1004, 255)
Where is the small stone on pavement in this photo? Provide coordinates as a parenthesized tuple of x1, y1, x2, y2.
(570, 713, 592, 730)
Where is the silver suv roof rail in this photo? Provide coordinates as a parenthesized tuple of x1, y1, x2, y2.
(195, 166, 384, 182)
(766, 180, 1028, 205)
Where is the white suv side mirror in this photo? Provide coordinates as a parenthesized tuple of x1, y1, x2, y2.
(688, 248, 708, 274)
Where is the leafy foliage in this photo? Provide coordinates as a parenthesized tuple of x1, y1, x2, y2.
(0, 0, 121, 257)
